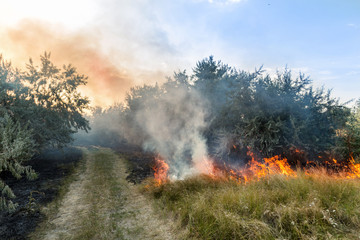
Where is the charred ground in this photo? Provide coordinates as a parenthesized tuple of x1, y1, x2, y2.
(0, 147, 82, 240)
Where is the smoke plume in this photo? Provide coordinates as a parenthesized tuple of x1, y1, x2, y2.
(133, 86, 209, 179)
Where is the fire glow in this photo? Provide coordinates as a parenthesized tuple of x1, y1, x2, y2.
(152, 155, 169, 186)
(152, 151, 360, 185)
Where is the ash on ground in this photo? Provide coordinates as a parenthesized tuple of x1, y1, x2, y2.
(0, 147, 83, 240)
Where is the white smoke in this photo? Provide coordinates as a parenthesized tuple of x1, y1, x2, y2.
(135, 86, 209, 179)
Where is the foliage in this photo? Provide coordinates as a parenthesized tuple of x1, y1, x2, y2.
(0, 114, 36, 212)
(192, 56, 238, 126)
(192, 57, 350, 161)
(21, 52, 90, 147)
(337, 100, 360, 161)
(0, 53, 90, 212)
(123, 84, 162, 145)
(0, 53, 90, 148)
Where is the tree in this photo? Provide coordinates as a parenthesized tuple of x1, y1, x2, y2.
(191, 57, 350, 162)
(21, 52, 90, 147)
(193, 56, 237, 115)
(337, 100, 360, 162)
(222, 68, 349, 161)
(0, 53, 90, 212)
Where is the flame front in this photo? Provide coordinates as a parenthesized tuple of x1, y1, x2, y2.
(152, 151, 360, 186)
(243, 153, 296, 181)
(152, 156, 169, 185)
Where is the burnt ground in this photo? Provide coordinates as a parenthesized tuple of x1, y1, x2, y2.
(0, 147, 83, 240)
(113, 144, 157, 184)
(0, 143, 159, 239)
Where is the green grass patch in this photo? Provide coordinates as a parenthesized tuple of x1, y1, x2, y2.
(72, 148, 126, 240)
(144, 172, 360, 239)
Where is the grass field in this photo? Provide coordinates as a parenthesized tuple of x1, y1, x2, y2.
(145, 171, 360, 239)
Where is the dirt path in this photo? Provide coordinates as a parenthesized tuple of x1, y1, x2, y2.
(113, 152, 179, 240)
(32, 147, 179, 240)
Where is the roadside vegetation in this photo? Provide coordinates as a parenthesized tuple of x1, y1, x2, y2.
(0, 53, 90, 212)
(145, 173, 360, 239)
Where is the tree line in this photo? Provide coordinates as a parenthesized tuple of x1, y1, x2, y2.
(90, 56, 360, 165)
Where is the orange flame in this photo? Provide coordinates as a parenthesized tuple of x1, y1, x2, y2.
(151, 150, 360, 186)
(341, 155, 360, 179)
(152, 155, 169, 186)
(230, 151, 296, 183)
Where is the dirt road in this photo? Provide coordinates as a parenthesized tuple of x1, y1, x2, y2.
(31, 147, 178, 240)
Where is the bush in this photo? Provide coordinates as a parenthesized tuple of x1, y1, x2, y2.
(0, 114, 36, 212)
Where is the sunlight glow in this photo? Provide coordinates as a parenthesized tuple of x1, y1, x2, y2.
(1, 0, 99, 29)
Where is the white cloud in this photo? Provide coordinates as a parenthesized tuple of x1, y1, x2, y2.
(347, 23, 358, 29)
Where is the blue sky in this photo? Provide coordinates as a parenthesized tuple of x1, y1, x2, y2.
(151, 0, 360, 103)
(1, 0, 359, 105)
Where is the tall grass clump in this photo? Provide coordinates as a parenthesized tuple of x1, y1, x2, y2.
(144, 172, 360, 239)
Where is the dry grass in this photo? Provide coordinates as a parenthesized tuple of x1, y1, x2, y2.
(145, 171, 360, 239)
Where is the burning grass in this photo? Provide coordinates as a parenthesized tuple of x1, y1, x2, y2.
(145, 170, 360, 239)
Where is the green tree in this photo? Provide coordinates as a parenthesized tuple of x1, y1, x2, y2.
(229, 69, 349, 161)
(337, 100, 360, 161)
(0, 53, 90, 212)
(192, 57, 349, 162)
(21, 52, 90, 147)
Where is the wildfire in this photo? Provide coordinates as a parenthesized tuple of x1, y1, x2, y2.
(152, 155, 169, 186)
(151, 150, 360, 186)
(223, 151, 296, 183)
(195, 157, 218, 176)
(347, 156, 360, 178)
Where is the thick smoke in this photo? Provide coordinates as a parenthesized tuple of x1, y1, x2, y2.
(135, 86, 209, 179)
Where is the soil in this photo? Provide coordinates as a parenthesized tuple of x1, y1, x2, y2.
(0, 147, 83, 240)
